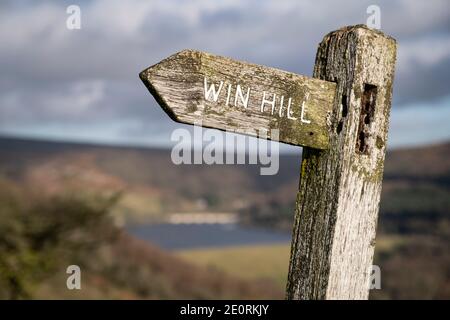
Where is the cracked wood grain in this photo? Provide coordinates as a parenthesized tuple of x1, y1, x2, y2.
(286, 25, 397, 300)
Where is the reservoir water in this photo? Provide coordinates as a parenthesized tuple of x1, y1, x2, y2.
(128, 223, 291, 250)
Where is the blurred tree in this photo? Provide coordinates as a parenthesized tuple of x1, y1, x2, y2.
(0, 178, 119, 299)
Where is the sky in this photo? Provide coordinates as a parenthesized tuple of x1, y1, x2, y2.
(0, 0, 449, 152)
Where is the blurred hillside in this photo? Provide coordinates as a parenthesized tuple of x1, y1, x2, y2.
(0, 136, 448, 299)
(0, 137, 301, 226)
(0, 178, 281, 299)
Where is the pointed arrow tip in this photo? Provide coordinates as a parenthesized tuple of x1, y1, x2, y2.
(139, 69, 147, 81)
(138, 65, 181, 124)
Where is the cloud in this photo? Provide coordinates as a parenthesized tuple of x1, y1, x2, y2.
(0, 80, 105, 123)
(0, 0, 449, 147)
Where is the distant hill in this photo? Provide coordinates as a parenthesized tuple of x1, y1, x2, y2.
(384, 142, 450, 179)
(0, 136, 448, 227)
(0, 136, 302, 224)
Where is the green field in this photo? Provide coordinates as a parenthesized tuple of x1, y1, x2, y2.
(176, 236, 409, 292)
(177, 244, 291, 289)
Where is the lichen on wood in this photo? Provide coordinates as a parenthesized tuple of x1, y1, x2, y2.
(286, 25, 397, 300)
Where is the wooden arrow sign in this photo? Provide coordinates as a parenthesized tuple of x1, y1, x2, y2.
(140, 50, 336, 149)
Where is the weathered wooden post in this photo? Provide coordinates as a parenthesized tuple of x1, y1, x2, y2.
(286, 25, 396, 299)
(139, 24, 397, 300)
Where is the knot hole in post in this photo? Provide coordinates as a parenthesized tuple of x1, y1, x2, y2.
(336, 94, 348, 134)
(356, 84, 377, 154)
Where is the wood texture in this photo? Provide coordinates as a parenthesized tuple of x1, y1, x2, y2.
(140, 50, 336, 149)
(286, 25, 397, 299)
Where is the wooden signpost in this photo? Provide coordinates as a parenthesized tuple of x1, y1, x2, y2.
(140, 25, 397, 300)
